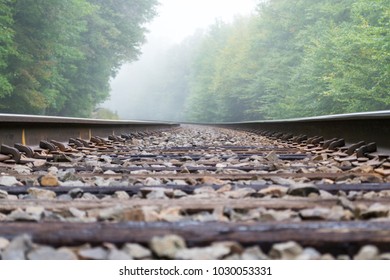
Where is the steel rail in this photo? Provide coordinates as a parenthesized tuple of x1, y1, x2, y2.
(211, 111, 390, 150)
(0, 114, 179, 146)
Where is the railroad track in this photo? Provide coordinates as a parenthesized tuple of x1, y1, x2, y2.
(0, 112, 389, 260)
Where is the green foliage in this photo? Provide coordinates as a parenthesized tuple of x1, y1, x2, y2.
(92, 108, 119, 120)
(0, 0, 15, 97)
(0, 0, 157, 117)
(184, 0, 389, 121)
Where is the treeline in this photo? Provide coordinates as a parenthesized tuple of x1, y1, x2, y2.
(148, 0, 389, 122)
(0, 0, 157, 117)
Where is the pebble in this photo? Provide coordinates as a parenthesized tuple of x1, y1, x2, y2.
(0, 189, 8, 199)
(39, 174, 60, 187)
(113, 191, 130, 200)
(8, 209, 41, 222)
(78, 247, 108, 260)
(0, 237, 10, 250)
(296, 247, 321, 260)
(2, 235, 32, 260)
(360, 203, 389, 219)
(175, 244, 231, 260)
(201, 176, 225, 185)
(149, 235, 186, 259)
(107, 249, 132, 260)
(122, 207, 160, 222)
(287, 183, 320, 197)
(241, 246, 269, 260)
(0, 176, 22, 187)
(13, 165, 32, 175)
(123, 243, 152, 259)
(354, 245, 380, 260)
(27, 246, 77, 260)
(68, 188, 84, 199)
(69, 207, 86, 219)
(269, 241, 303, 260)
(258, 186, 288, 198)
(27, 187, 56, 200)
(265, 151, 279, 162)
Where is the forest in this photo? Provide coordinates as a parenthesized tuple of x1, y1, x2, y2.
(129, 0, 389, 122)
(0, 0, 157, 117)
(0, 0, 389, 121)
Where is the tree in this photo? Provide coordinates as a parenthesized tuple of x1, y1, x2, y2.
(0, 0, 158, 117)
(0, 0, 15, 100)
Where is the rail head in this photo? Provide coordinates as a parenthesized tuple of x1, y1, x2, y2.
(208, 111, 390, 151)
(0, 114, 179, 146)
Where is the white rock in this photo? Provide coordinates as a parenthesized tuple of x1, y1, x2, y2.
(13, 165, 32, 175)
(78, 247, 108, 260)
(176, 244, 230, 260)
(28, 246, 77, 260)
(0, 189, 8, 199)
(269, 241, 303, 259)
(0, 176, 22, 187)
(2, 235, 32, 260)
(122, 243, 152, 259)
(354, 245, 380, 260)
(0, 237, 10, 250)
(149, 235, 186, 259)
(27, 187, 56, 199)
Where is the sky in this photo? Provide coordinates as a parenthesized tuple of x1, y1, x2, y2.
(104, 0, 258, 118)
(147, 0, 258, 43)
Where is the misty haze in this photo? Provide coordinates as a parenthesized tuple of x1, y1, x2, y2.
(0, 0, 388, 122)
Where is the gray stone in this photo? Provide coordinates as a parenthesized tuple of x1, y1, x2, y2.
(61, 180, 85, 187)
(0, 176, 22, 187)
(258, 186, 288, 198)
(173, 190, 187, 198)
(299, 208, 331, 220)
(0, 237, 10, 250)
(78, 247, 108, 260)
(354, 245, 380, 260)
(13, 165, 32, 175)
(149, 235, 186, 259)
(241, 246, 269, 260)
(287, 183, 320, 197)
(265, 151, 279, 162)
(379, 253, 390, 260)
(0, 189, 8, 199)
(337, 255, 351, 260)
(2, 235, 32, 260)
(224, 188, 256, 199)
(269, 241, 303, 260)
(108, 249, 132, 260)
(27, 246, 77, 260)
(80, 193, 98, 200)
(144, 177, 161, 186)
(69, 207, 86, 219)
(175, 244, 230, 260)
(27, 187, 56, 199)
(296, 247, 321, 260)
(123, 243, 152, 259)
(113, 191, 130, 200)
(68, 188, 84, 199)
(8, 209, 41, 222)
(360, 203, 389, 219)
(98, 206, 124, 221)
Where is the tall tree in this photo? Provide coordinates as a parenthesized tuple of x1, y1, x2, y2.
(0, 0, 15, 100)
(0, 0, 157, 117)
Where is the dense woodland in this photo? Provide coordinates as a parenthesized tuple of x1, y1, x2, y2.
(0, 0, 157, 117)
(139, 0, 389, 122)
(0, 0, 389, 121)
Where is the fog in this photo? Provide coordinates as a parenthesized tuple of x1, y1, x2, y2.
(103, 0, 258, 121)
